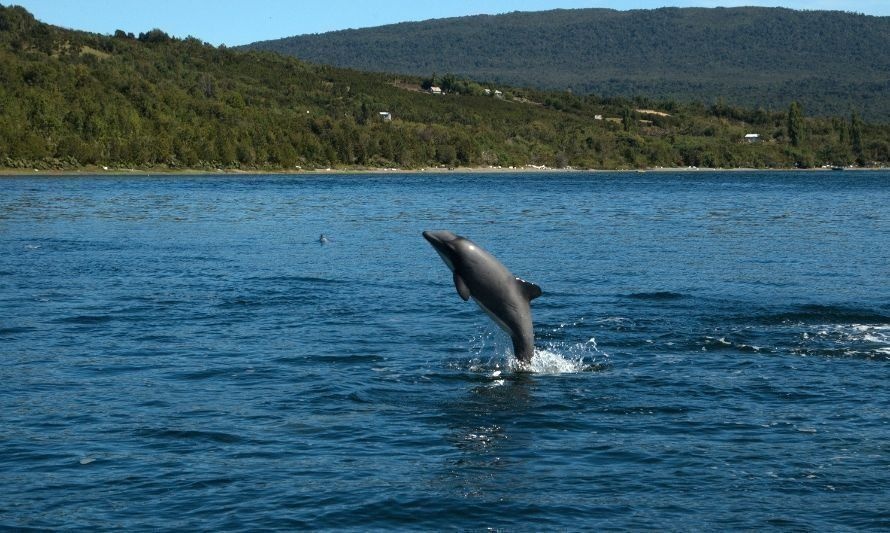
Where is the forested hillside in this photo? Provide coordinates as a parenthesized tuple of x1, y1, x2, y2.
(247, 7, 890, 122)
(1, 5, 888, 171)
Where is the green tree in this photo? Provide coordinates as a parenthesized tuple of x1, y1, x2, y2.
(420, 73, 437, 91)
(787, 101, 804, 147)
(850, 110, 863, 162)
(621, 107, 633, 132)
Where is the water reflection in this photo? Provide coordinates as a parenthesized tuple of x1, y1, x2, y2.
(435, 373, 536, 500)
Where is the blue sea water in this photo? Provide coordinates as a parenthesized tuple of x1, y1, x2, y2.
(1, 171, 888, 530)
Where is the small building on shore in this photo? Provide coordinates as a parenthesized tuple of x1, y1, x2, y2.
(379, 111, 392, 122)
(429, 86, 442, 95)
(744, 133, 761, 143)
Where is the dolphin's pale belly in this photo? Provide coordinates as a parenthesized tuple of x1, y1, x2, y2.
(473, 296, 514, 335)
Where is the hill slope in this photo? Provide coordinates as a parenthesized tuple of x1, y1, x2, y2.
(245, 7, 890, 121)
(2, 5, 888, 171)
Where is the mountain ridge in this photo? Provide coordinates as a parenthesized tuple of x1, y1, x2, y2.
(2, 4, 888, 171)
(244, 7, 890, 121)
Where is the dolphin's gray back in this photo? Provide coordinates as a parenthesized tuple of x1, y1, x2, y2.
(423, 230, 541, 364)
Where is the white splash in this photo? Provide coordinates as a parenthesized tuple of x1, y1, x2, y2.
(467, 325, 608, 375)
(509, 337, 607, 374)
(804, 323, 890, 359)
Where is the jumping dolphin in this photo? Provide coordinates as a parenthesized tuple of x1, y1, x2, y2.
(422, 230, 542, 364)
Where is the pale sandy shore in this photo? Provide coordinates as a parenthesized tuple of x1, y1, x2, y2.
(1, 165, 885, 177)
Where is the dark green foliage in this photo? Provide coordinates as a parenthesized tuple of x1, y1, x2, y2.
(788, 102, 804, 147)
(850, 110, 864, 162)
(245, 7, 890, 122)
(2, 5, 889, 171)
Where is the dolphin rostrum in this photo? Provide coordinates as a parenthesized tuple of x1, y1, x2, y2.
(422, 230, 542, 364)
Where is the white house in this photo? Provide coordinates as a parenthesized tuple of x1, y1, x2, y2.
(429, 86, 443, 95)
(379, 111, 392, 122)
(744, 133, 760, 143)
(494, 90, 503, 99)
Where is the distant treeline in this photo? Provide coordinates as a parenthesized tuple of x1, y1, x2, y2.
(246, 7, 890, 122)
(1, 5, 888, 171)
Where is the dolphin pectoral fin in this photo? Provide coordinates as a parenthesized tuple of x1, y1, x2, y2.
(453, 272, 471, 301)
(515, 277, 542, 301)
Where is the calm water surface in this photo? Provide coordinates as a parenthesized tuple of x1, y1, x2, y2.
(1, 171, 888, 530)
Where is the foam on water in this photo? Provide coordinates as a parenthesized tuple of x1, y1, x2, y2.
(699, 316, 890, 360)
(797, 323, 890, 359)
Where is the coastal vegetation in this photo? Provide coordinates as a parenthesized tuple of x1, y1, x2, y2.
(247, 7, 890, 122)
(2, 5, 889, 172)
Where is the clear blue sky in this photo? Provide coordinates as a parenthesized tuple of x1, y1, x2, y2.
(10, 0, 890, 47)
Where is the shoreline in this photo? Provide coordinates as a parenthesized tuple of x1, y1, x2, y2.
(1, 165, 886, 177)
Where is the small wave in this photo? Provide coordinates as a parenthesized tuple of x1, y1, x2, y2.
(625, 291, 687, 300)
(697, 320, 890, 360)
(55, 314, 114, 324)
(215, 297, 265, 309)
(246, 274, 345, 285)
(0, 326, 36, 336)
(134, 427, 244, 444)
(755, 304, 890, 326)
(696, 334, 768, 354)
(173, 368, 233, 381)
(796, 323, 890, 361)
(314, 354, 386, 364)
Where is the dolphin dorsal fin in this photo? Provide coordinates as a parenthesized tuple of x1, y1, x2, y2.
(516, 277, 542, 301)
(453, 272, 471, 301)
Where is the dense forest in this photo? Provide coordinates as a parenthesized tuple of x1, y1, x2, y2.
(1, 5, 889, 172)
(247, 7, 890, 122)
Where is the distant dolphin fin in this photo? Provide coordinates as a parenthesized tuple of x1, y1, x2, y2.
(454, 271, 471, 301)
(516, 277, 542, 301)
